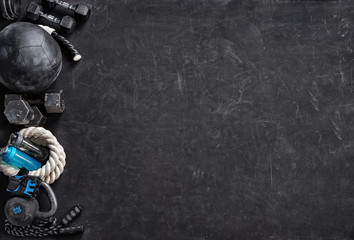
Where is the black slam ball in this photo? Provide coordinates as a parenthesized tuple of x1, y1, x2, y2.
(0, 22, 62, 94)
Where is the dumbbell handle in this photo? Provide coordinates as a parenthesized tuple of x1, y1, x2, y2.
(55, 0, 77, 11)
(5, 98, 43, 106)
(26, 99, 44, 105)
(39, 11, 60, 24)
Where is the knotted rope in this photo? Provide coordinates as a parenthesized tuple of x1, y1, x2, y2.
(0, 127, 66, 184)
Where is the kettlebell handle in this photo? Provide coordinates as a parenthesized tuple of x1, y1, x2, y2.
(36, 182, 58, 219)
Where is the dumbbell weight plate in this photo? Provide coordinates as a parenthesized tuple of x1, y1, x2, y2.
(74, 4, 91, 21)
(44, 91, 65, 113)
(60, 15, 75, 35)
(4, 94, 23, 107)
(25, 106, 46, 127)
(4, 100, 34, 125)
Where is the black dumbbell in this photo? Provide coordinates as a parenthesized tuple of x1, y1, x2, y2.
(42, 0, 91, 21)
(5, 91, 65, 113)
(4, 100, 46, 126)
(26, 2, 76, 35)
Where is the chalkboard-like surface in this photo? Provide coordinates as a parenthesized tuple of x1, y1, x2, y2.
(1, 0, 354, 239)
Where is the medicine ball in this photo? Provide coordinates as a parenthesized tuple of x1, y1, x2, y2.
(0, 22, 62, 94)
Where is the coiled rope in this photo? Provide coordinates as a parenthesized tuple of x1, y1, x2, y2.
(5, 217, 60, 237)
(0, 127, 66, 184)
(5, 204, 83, 237)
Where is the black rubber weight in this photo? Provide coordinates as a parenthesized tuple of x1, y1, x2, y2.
(0, 0, 20, 20)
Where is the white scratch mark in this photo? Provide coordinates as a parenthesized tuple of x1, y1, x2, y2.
(177, 72, 183, 93)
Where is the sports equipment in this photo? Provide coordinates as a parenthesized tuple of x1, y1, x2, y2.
(42, 0, 91, 21)
(5, 181, 57, 226)
(4, 100, 47, 126)
(6, 168, 42, 198)
(9, 132, 50, 163)
(5, 91, 65, 114)
(0, 22, 62, 94)
(0, 146, 42, 171)
(26, 2, 76, 35)
(39, 25, 81, 61)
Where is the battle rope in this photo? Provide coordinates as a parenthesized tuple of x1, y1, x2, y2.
(39, 25, 82, 61)
(5, 205, 83, 237)
(0, 127, 66, 184)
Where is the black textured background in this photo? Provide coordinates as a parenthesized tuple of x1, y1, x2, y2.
(1, 0, 354, 239)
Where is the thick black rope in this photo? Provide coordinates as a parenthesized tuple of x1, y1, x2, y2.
(5, 217, 60, 237)
(51, 31, 82, 61)
(5, 204, 83, 237)
(38, 25, 82, 62)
